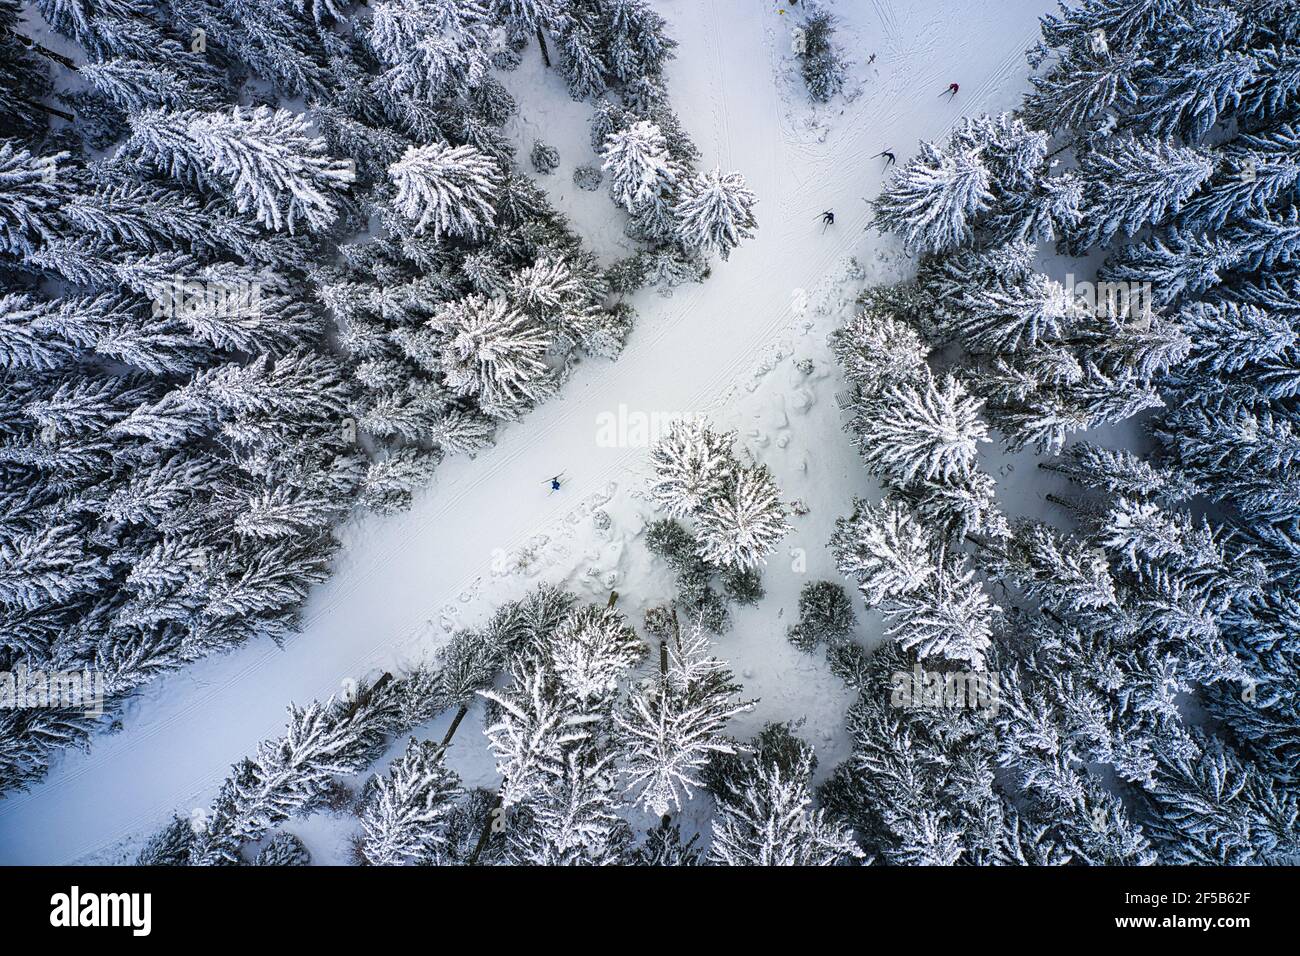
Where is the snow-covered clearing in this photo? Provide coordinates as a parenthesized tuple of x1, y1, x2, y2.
(0, 0, 1054, 864)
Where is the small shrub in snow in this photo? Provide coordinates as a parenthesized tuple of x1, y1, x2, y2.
(257, 831, 311, 866)
(492, 47, 523, 71)
(573, 163, 604, 191)
(530, 140, 560, 174)
(605, 252, 650, 293)
(643, 605, 679, 641)
(787, 580, 856, 651)
(722, 566, 765, 606)
(799, 9, 846, 103)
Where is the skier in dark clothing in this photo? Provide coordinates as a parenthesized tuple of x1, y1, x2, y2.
(545, 473, 564, 492)
(874, 150, 896, 167)
(820, 209, 835, 232)
(941, 82, 959, 98)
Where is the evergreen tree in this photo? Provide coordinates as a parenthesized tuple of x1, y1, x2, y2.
(873, 140, 993, 254)
(600, 0, 676, 82)
(707, 726, 862, 866)
(125, 106, 355, 233)
(695, 463, 792, 570)
(858, 374, 989, 486)
(601, 120, 676, 213)
(648, 417, 737, 518)
(431, 294, 553, 417)
(672, 167, 758, 261)
(256, 831, 311, 866)
(797, 7, 846, 103)
(388, 143, 500, 240)
(368, 0, 493, 100)
(1073, 136, 1216, 249)
(616, 618, 754, 815)
(189, 676, 404, 865)
(359, 737, 461, 866)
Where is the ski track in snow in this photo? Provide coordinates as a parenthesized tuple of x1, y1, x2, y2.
(0, 0, 1053, 865)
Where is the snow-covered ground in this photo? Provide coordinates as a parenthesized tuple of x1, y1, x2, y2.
(0, 0, 1055, 865)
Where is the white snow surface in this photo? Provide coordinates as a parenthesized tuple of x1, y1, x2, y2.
(0, 0, 1060, 864)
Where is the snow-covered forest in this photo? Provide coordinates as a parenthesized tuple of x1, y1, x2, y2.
(1, 0, 1298, 870)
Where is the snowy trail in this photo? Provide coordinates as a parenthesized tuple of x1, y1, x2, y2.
(0, 0, 1050, 864)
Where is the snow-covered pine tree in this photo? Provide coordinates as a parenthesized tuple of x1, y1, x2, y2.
(125, 106, 355, 233)
(555, 10, 607, 100)
(707, 724, 862, 866)
(797, 6, 845, 103)
(189, 675, 406, 865)
(631, 815, 701, 865)
(616, 617, 754, 815)
(1139, 732, 1300, 865)
(883, 554, 999, 669)
(672, 167, 758, 261)
(601, 119, 677, 214)
(857, 374, 989, 486)
(388, 143, 500, 240)
(368, 0, 493, 101)
(695, 462, 791, 571)
(430, 294, 553, 417)
(1071, 136, 1216, 250)
(0, 0, 59, 137)
(546, 603, 645, 705)
(648, 417, 737, 518)
(830, 497, 937, 607)
(873, 140, 993, 254)
(358, 737, 462, 866)
(480, 663, 591, 809)
(0, 140, 67, 257)
(830, 492, 1000, 670)
(78, 57, 224, 113)
(1038, 441, 1200, 505)
(599, 0, 676, 82)
(490, 0, 566, 68)
(504, 749, 632, 865)
(256, 831, 311, 866)
(786, 579, 858, 652)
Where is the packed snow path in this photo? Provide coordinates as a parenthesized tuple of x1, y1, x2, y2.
(0, 0, 1050, 864)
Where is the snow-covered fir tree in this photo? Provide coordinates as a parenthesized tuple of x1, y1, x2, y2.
(706, 724, 863, 866)
(601, 119, 676, 214)
(388, 143, 500, 240)
(873, 140, 994, 254)
(358, 737, 462, 866)
(694, 462, 792, 571)
(648, 417, 736, 517)
(125, 106, 355, 233)
(616, 615, 754, 815)
(257, 831, 311, 866)
(648, 417, 790, 571)
(796, 6, 845, 104)
(672, 167, 758, 261)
